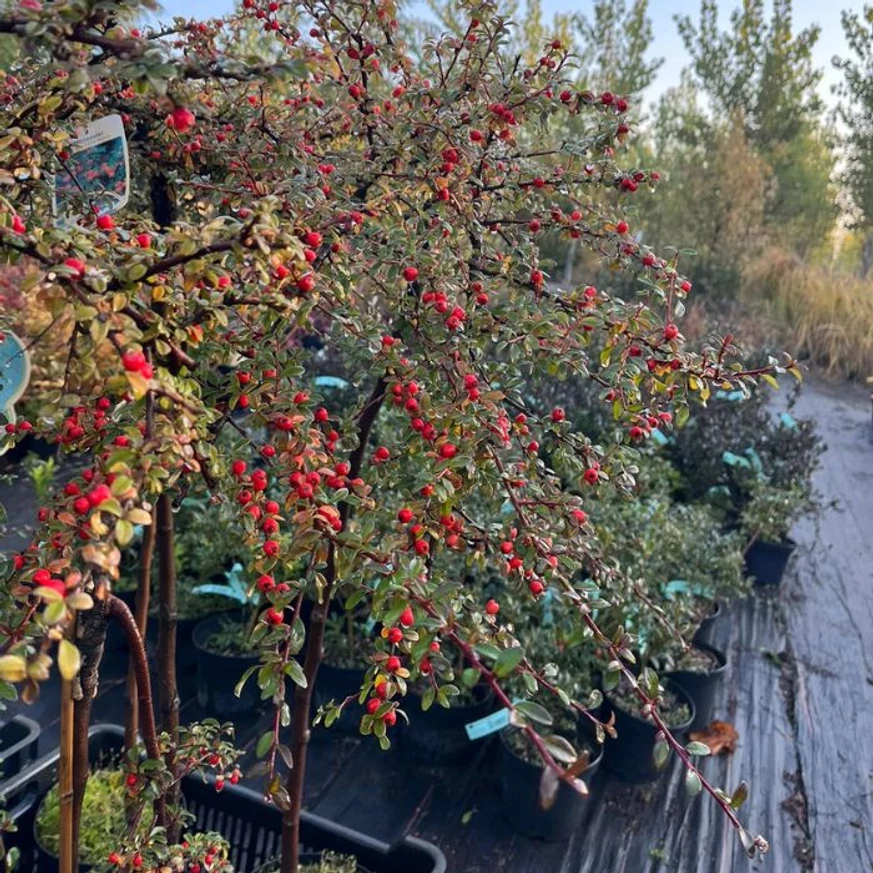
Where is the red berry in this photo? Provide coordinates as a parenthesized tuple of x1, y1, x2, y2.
(135, 233, 151, 248)
(73, 497, 90, 515)
(63, 257, 86, 278)
(484, 599, 500, 616)
(439, 443, 457, 459)
(297, 273, 315, 293)
(397, 508, 413, 523)
(265, 607, 284, 625)
(616, 220, 629, 235)
(402, 266, 419, 282)
(96, 214, 114, 231)
(373, 446, 390, 462)
(551, 407, 565, 422)
(382, 710, 397, 726)
(232, 459, 246, 477)
(386, 655, 401, 672)
(386, 627, 403, 644)
(583, 468, 599, 485)
(88, 484, 111, 506)
(399, 606, 414, 627)
(167, 106, 195, 133)
(367, 698, 380, 714)
(664, 323, 679, 342)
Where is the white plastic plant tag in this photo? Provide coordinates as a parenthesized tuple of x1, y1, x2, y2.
(53, 114, 130, 227)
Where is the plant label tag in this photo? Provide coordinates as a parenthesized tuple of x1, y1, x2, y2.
(0, 331, 31, 454)
(53, 114, 130, 227)
(465, 707, 510, 741)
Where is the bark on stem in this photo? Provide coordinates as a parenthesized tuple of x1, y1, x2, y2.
(156, 493, 180, 841)
(125, 515, 156, 752)
(107, 595, 161, 761)
(71, 590, 111, 864)
(125, 392, 156, 754)
(280, 376, 386, 873)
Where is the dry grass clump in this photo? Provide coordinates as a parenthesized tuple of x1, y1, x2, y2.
(742, 247, 873, 380)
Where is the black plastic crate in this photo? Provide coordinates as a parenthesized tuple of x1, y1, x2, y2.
(0, 715, 40, 785)
(2, 724, 445, 873)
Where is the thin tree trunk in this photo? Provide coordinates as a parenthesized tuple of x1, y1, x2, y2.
(70, 590, 111, 865)
(125, 393, 156, 754)
(108, 595, 161, 759)
(124, 515, 155, 752)
(156, 492, 180, 841)
(58, 662, 75, 873)
(108, 593, 165, 828)
(562, 239, 577, 286)
(280, 376, 386, 873)
(860, 232, 873, 279)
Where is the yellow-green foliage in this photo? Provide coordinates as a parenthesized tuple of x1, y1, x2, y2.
(743, 247, 873, 379)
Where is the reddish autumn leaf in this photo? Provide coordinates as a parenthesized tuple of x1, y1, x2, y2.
(689, 721, 740, 756)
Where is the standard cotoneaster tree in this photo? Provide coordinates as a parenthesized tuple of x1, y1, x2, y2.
(0, 0, 786, 869)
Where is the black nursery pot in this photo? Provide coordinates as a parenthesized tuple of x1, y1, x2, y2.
(0, 433, 55, 471)
(663, 642, 727, 733)
(399, 686, 496, 765)
(313, 662, 368, 735)
(499, 729, 603, 841)
(693, 600, 722, 646)
(602, 680, 695, 783)
(0, 715, 40, 785)
(745, 538, 796, 586)
(192, 614, 262, 718)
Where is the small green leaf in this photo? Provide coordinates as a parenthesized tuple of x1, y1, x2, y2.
(58, 639, 81, 681)
(515, 700, 553, 726)
(461, 667, 480, 689)
(730, 780, 749, 810)
(543, 734, 577, 765)
(286, 659, 307, 688)
(685, 768, 702, 796)
(685, 741, 711, 757)
(256, 730, 273, 759)
(652, 739, 669, 770)
(493, 647, 524, 679)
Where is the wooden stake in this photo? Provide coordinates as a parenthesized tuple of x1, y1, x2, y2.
(58, 672, 75, 873)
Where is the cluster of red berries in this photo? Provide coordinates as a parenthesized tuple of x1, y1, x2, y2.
(122, 349, 154, 380)
(627, 410, 673, 442)
(3, 419, 32, 437)
(617, 170, 657, 194)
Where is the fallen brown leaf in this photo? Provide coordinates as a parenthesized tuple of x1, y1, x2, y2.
(689, 720, 739, 756)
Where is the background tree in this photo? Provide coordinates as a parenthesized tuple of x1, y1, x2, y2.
(676, 0, 837, 256)
(834, 5, 873, 276)
(573, 0, 663, 103)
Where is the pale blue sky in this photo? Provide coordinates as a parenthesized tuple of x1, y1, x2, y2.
(151, 0, 864, 104)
